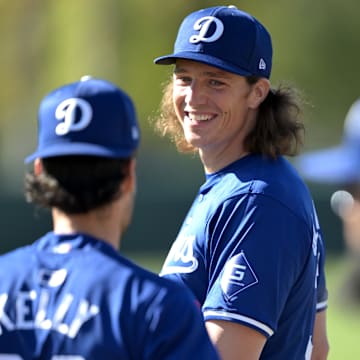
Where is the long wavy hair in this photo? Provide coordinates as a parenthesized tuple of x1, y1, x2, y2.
(154, 76, 305, 158)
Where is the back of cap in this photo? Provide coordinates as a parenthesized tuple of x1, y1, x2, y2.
(25, 76, 140, 163)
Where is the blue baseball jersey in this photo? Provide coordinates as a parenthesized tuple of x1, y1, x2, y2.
(0, 232, 220, 360)
(161, 154, 328, 359)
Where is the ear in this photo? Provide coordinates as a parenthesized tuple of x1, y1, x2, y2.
(121, 158, 137, 195)
(248, 78, 270, 109)
(34, 158, 43, 175)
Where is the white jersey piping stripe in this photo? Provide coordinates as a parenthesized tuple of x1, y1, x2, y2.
(316, 300, 328, 311)
(203, 310, 274, 337)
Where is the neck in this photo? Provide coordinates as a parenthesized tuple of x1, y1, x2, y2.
(52, 205, 122, 250)
(199, 146, 250, 174)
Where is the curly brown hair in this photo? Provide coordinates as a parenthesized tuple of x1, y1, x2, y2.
(154, 77, 305, 158)
(25, 156, 131, 214)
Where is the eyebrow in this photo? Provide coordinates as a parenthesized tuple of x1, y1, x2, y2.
(174, 66, 232, 79)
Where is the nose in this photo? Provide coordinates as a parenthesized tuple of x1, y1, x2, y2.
(184, 80, 207, 106)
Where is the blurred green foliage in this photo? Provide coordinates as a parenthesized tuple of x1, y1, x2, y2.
(0, 0, 359, 254)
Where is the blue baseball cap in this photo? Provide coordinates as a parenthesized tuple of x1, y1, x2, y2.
(297, 99, 360, 184)
(154, 5, 272, 79)
(25, 76, 140, 163)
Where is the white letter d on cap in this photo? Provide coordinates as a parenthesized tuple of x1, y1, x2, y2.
(55, 98, 93, 136)
(190, 16, 224, 44)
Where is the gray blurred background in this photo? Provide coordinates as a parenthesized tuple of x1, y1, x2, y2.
(0, 0, 359, 256)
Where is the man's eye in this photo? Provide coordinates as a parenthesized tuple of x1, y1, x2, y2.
(209, 79, 223, 86)
(175, 76, 191, 84)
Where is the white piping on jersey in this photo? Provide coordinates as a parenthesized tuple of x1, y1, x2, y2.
(316, 300, 328, 311)
(203, 309, 274, 337)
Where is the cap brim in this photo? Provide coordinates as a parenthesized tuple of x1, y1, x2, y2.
(154, 51, 252, 77)
(296, 144, 360, 184)
(25, 143, 134, 164)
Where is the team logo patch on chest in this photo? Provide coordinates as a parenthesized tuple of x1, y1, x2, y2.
(160, 234, 198, 275)
(220, 251, 258, 300)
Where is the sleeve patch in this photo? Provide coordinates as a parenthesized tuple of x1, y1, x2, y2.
(220, 251, 258, 300)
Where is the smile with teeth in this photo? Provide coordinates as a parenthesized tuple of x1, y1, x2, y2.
(186, 112, 215, 121)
